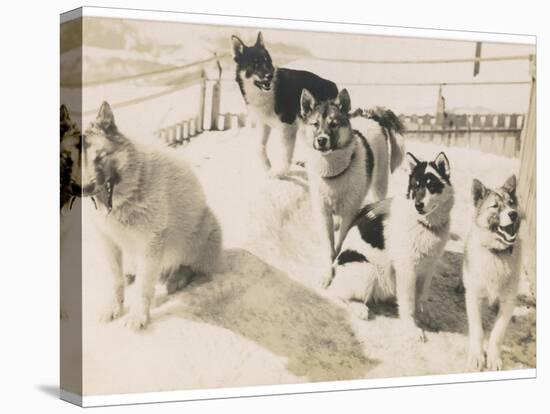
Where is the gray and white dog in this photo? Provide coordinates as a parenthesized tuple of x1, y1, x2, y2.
(80, 102, 223, 330)
(463, 175, 521, 371)
(299, 88, 405, 288)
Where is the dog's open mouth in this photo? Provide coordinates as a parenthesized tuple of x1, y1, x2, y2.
(496, 224, 517, 244)
(254, 79, 272, 91)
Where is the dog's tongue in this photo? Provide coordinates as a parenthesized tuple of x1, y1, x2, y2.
(501, 224, 516, 236)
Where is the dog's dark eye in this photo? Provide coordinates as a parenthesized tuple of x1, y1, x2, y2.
(312, 121, 320, 128)
(427, 181, 443, 194)
(330, 120, 339, 128)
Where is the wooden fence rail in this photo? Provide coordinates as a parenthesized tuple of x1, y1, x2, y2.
(399, 113, 525, 157)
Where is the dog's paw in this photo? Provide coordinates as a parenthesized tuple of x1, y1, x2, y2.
(319, 268, 334, 289)
(468, 348, 486, 371)
(99, 301, 123, 323)
(414, 326, 427, 343)
(165, 269, 192, 295)
(486, 347, 503, 371)
(124, 308, 150, 331)
(268, 170, 288, 180)
(400, 319, 427, 343)
(349, 302, 370, 320)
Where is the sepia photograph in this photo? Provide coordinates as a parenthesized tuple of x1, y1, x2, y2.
(59, 7, 536, 406)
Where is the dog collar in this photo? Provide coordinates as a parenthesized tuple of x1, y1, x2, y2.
(315, 140, 356, 179)
(418, 218, 449, 235)
(323, 152, 356, 179)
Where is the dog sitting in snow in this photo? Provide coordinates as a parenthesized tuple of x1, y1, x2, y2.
(231, 32, 338, 178)
(79, 102, 222, 330)
(329, 152, 454, 342)
(299, 88, 405, 288)
(463, 175, 522, 371)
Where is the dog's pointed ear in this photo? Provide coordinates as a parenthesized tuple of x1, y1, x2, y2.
(406, 152, 420, 172)
(300, 89, 316, 119)
(335, 89, 351, 114)
(96, 101, 117, 132)
(256, 31, 265, 47)
(433, 152, 451, 180)
(231, 35, 246, 60)
(60, 104, 71, 124)
(502, 175, 517, 197)
(472, 179, 487, 207)
(60, 104, 72, 137)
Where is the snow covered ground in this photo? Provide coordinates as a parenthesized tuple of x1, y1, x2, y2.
(64, 126, 535, 396)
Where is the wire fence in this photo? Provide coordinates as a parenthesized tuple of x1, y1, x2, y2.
(62, 51, 534, 157)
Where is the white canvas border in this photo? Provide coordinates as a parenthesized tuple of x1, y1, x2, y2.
(59, 5, 537, 407)
(61, 6, 535, 45)
(76, 369, 536, 407)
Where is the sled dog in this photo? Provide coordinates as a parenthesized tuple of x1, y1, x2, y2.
(299, 88, 404, 287)
(80, 102, 222, 329)
(329, 152, 454, 342)
(463, 175, 521, 371)
(232, 31, 338, 178)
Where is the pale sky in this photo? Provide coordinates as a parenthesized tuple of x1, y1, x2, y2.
(81, 17, 536, 115)
(126, 18, 535, 114)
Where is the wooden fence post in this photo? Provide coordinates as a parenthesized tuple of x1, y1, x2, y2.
(210, 80, 222, 131)
(198, 69, 206, 132)
(517, 55, 536, 296)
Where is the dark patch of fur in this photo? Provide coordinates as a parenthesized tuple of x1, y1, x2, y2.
(354, 130, 375, 186)
(353, 202, 387, 250)
(407, 162, 446, 201)
(233, 37, 337, 125)
(363, 107, 405, 135)
(337, 249, 368, 265)
(275, 68, 338, 124)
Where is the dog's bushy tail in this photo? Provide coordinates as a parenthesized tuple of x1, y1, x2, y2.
(355, 198, 392, 223)
(354, 107, 405, 173)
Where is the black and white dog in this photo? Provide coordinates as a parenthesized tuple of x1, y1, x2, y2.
(231, 32, 338, 178)
(329, 152, 454, 342)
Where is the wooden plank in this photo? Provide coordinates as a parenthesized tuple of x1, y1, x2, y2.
(517, 78, 536, 296)
(198, 70, 206, 133)
(175, 124, 182, 143)
(182, 121, 189, 139)
(189, 118, 196, 137)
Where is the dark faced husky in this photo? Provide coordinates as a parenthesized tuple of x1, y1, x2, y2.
(299, 88, 405, 288)
(463, 175, 521, 371)
(329, 152, 454, 342)
(231, 32, 338, 178)
(80, 102, 222, 330)
(60, 104, 81, 212)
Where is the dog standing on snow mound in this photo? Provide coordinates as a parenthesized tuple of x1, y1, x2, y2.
(79, 102, 223, 330)
(463, 175, 522, 372)
(329, 152, 454, 343)
(231, 32, 338, 179)
(300, 88, 405, 289)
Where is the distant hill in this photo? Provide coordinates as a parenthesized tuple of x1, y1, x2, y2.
(61, 18, 313, 87)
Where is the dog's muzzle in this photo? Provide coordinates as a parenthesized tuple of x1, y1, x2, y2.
(496, 223, 519, 245)
(80, 182, 98, 197)
(254, 73, 273, 91)
(314, 135, 331, 152)
(415, 201, 426, 214)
